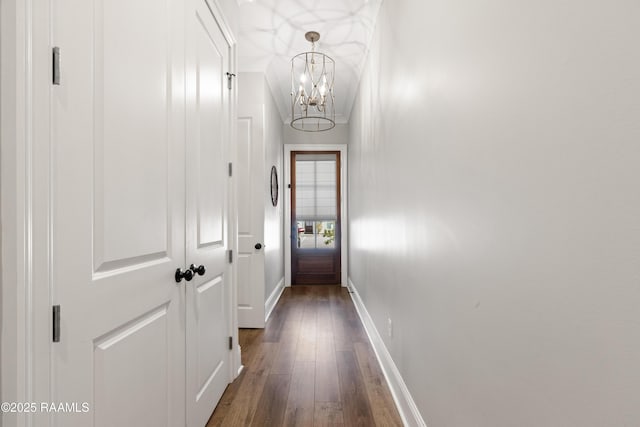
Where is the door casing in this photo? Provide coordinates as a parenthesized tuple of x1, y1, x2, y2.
(1, 1, 55, 425)
(284, 144, 348, 287)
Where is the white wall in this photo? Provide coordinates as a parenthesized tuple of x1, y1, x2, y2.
(348, 1, 640, 426)
(264, 79, 284, 300)
(283, 123, 349, 145)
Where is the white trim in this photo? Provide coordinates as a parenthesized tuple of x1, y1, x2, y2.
(2, 0, 53, 425)
(1, 1, 29, 423)
(205, 0, 237, 46)
(227, 40, 241, 381)
(348, 278, 428, 427)
(212, 0, 240, 376)
(264, 277, 285, 322)
(229, 45, 242, 382)
(205, 0, 241, 382)
(236, 344, 244, 377)
(284, 144, 348, 287)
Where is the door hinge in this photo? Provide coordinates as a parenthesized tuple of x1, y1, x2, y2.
(228, 162, 232, 177)
(228, 249, 233, 263)
(52, 47, 61, 85)
(228, 336, 233, 350)
(52, 305, 61, 342)
(226, 72, 236, 90)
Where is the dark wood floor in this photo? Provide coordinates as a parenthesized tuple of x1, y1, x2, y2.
(207, 285, 403, 427)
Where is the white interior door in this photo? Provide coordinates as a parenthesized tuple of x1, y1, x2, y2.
(51, 0, 186, 426)
(237, 104, 266, 327)
(185, 1, 233, 425)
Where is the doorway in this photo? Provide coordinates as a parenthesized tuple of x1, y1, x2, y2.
(290, 151, 341, 284)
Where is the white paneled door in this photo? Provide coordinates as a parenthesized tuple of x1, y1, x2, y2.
(237, 104, 266, 328)
(185, 1, 233, 425)
(51, 0, 232, 426)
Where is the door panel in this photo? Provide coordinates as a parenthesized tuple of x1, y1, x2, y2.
(237, 106, 266, 327)
(291, 152, 342, 285)
(93, 0, 170, 270)
(299, 255, 336, 272)
(185, 1, 232, 425)
(194, 275, 226, 393)
(195, 19, 225, 247)
(94, 306, 170, 427)
(52, 0, 185, 425)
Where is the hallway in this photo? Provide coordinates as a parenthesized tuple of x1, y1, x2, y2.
(4, 0, 640, 425)
(207, 286, 402, 426)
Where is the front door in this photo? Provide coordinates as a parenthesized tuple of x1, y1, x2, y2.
(291, 151, 341, 285)
(51, 0, 186, 425)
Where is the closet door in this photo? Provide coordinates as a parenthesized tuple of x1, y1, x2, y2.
(237, 103, 266, 328)
(51, 0, 186, 426)
(185, 1, 233, 425)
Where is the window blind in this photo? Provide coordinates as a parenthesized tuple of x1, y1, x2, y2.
(295, 154, 337, 221)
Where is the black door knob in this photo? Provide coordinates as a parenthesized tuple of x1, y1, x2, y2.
(190, 264, 206, 276)
(175, 268, 194, 283)
(255, 243, 263, 250)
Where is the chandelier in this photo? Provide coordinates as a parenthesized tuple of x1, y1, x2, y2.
(290, 31, 335, 132)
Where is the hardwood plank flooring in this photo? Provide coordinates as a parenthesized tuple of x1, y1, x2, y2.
(207, 285, 403, 427)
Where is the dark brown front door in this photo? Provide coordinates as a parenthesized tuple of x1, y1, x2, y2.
(291, 151, 341, 285)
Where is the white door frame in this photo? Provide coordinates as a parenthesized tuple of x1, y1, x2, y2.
(284, 144, 348, 287)
(1, 1, 54, 425)
(204, 0, 242, 385)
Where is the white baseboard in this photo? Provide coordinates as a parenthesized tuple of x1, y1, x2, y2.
(234, 345, 243, 379)
(348, 278, 427, 427)
(265, 277, 285, 322)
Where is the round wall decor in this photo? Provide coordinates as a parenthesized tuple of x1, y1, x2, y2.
(270, 166, 278, 206)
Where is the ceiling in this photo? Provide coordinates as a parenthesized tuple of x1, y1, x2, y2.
(236, 0, 383, 124)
